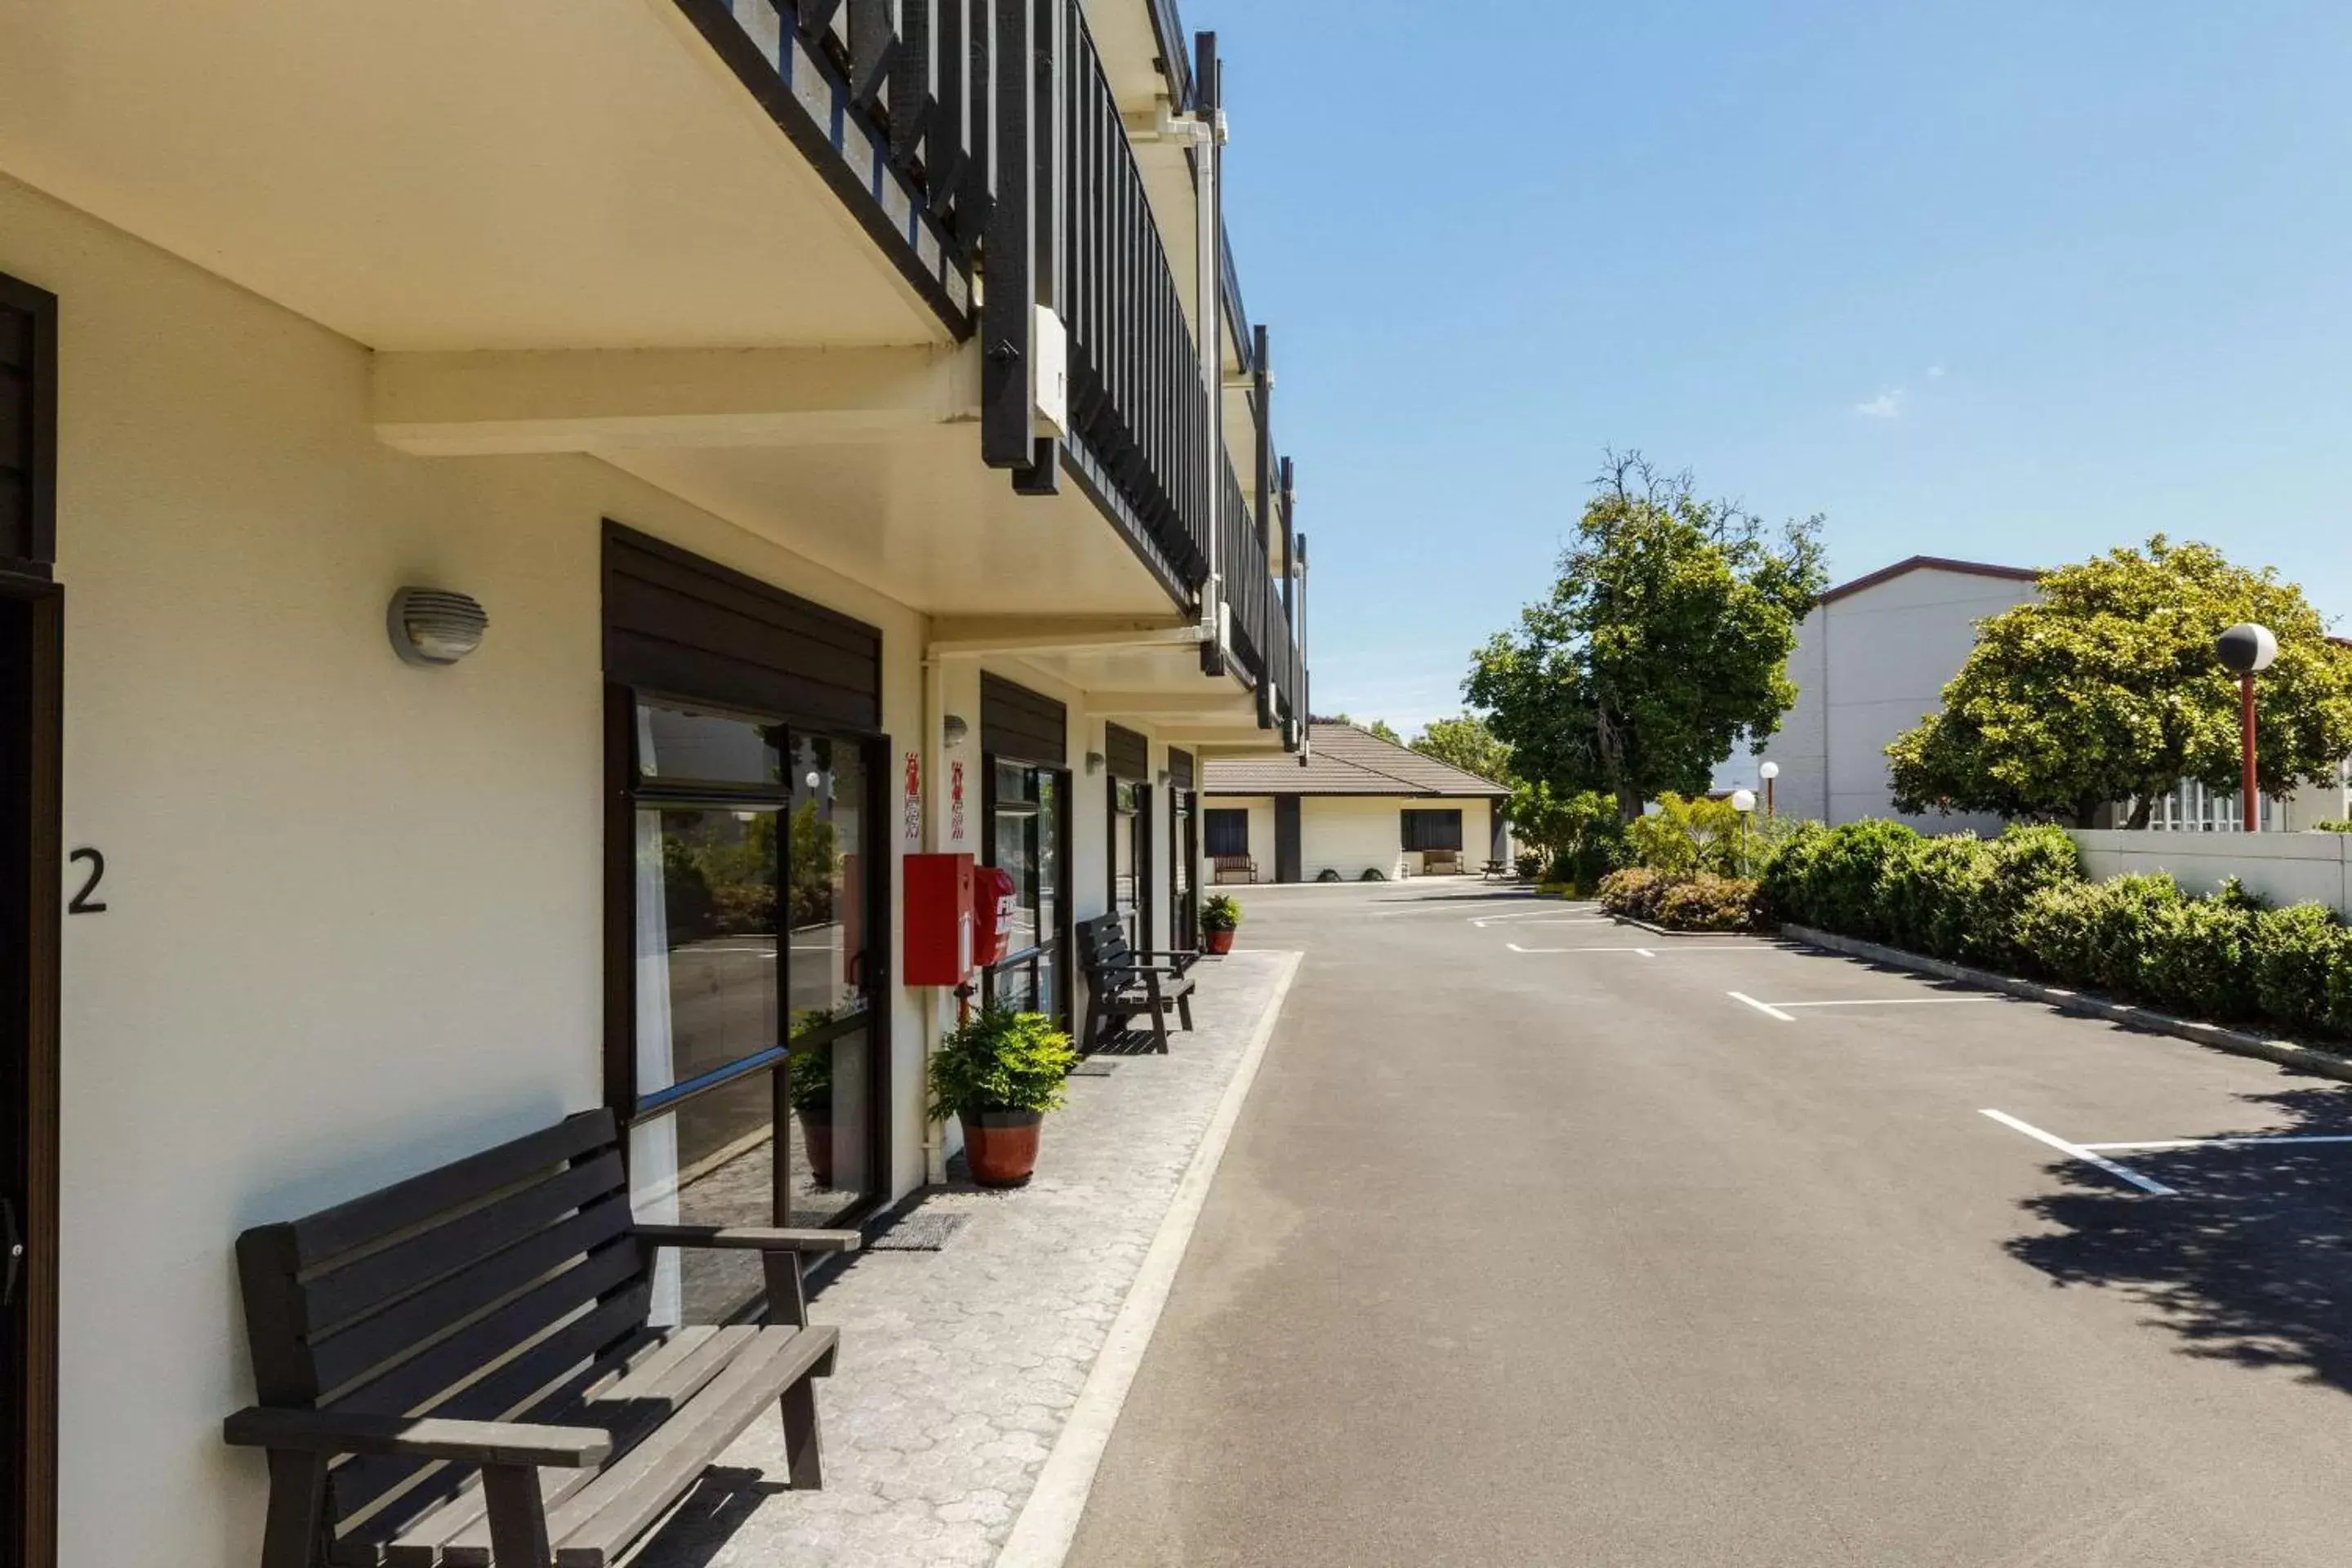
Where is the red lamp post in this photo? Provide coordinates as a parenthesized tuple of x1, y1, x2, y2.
(2216, 622, 2278, 832)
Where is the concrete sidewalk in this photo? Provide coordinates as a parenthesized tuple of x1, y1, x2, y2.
(635, 949, 1297, 1568)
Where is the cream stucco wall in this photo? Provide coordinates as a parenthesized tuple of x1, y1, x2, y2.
(2, 170, 948, 1568)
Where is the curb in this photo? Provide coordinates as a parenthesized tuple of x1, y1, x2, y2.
(1779, 923, 2352, 1086)
(993, 950, 1305, 1568)
(1608, 913, 1754, 940)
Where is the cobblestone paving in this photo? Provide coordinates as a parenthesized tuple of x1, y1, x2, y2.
(635, 950, 1294, 1568)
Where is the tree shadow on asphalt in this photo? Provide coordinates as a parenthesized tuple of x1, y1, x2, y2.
(2005, 1084, 2352, 1392)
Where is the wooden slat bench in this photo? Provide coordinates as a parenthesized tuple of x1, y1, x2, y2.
(1419, 849, 1462, 876)
(1076, 913, 1196, 1054)
(225, 1107, 859, 1568)
(1210, 854, 1257, 884)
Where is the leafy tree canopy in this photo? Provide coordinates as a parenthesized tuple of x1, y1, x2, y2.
(1887, 537, 2352, 827)
(1409, 715, 1513, 782)
(1466, 452, 1826, 821)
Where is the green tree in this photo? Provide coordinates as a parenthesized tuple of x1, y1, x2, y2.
(1409, 715, 1513, 782)
(1364, 719, 1402, 746)
(1467, 452, 1826, 822)
(1887, 537, 2352, 827)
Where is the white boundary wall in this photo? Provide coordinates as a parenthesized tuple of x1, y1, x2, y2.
(2070, 830, 2352, 916)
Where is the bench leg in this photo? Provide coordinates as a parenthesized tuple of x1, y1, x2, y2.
(1177, 992, 1194, 1031)
(482, 1463, 554, 1567)
(259, 1450, 327, 1568)
(763, 1250, 808, 1329)
(780, 1374, 824, 1490)
(1145, 974, 1171, 1053)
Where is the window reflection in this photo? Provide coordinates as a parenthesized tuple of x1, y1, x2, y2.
(786, 1028, 871, 1226)
(787, 736, 868, 1033)
(629, 1071, 774, 1325)
(637, 703, 780, 786)
(637, 807, 780, 1087)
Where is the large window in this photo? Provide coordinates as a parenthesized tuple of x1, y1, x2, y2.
(1205, 808, 1250, 857)
(622, 701, 879, 1325)
(985, 760, 1068, 1023)
(1401, 808, 1464, 852)
(1110, 778, 1149, 949)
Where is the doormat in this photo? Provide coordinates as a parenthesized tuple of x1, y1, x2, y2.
(867, 1212, 969, 1252)
(1068, 1061, 1121, 1077)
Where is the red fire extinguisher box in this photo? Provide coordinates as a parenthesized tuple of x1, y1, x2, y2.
(902, 852, 976, 986)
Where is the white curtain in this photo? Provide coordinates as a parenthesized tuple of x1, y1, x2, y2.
(629, 809, 684, 1325)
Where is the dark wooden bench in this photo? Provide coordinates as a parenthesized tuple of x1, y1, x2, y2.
(1481, 858, 1510, 880)
(1210, 854, 1257, 884)
(224, 1107, 859, 1568)
(1076, 913, 1196, 1054)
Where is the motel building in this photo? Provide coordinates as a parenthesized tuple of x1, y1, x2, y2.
(0, 3, 1311, 1564)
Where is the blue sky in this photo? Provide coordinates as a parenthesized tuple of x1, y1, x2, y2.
(1194, 1, 2352, 734)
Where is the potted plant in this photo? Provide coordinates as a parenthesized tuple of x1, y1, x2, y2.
(787, 1027, 837, 1189)
(928, 1004, 1080, 1187)
(1200, 893, 1242, 955)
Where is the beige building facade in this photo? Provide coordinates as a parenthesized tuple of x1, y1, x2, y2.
(1204, 724, 1508, 884)
(0, 4, 1313, 1564)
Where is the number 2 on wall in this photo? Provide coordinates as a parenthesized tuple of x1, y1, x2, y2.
(67, 847, 106, 914)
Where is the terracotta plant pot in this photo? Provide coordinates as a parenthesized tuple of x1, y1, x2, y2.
(960, 1107, 1044, 1187)
(795, 1111, 835, 1190)
(1203, 929, 1236, 955)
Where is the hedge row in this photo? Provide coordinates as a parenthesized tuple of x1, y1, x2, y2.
(1762, 820, 2352, 1040)
(1597, 867, 1762, 932)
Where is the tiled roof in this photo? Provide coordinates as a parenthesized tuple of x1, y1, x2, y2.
(1203, 724, 1511, 798)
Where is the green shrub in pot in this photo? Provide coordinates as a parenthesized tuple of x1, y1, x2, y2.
(927, 1006, 1079, 1187)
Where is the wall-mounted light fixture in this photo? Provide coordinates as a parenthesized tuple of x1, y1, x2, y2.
(942, 714, 970, 747)
(1155, 768, 1171, 788)
(1085, 751, 1105, 776)
(387, 587, 488, 667)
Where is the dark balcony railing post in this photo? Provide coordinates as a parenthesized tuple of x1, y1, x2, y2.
(981, 0, 1034, 470)
(1279, 454, 1295, 624)
(1012, 0, 1065, 493)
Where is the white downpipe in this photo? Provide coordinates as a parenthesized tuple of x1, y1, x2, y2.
(1295, 540, 1311, 762)
(1169, 105, 1224, 655)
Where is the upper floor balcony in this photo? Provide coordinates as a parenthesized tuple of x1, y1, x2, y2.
(675, 0, 1306, 744)
(0, 0, 1306, 746)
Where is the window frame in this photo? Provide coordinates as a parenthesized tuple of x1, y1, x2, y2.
(1204, 808, 1250, 858)
(604, 684, 893, 1242)
(1400, 808, 1464, 853)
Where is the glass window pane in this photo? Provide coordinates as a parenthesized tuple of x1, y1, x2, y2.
(995, 760, 1035, 805)
(636, 703, 780, 787)
(636, 807, 779, 1088)
(786, 735, 870, 1033)
(786, 1028, 871, 1225)
(630, 1071, 775, 1325)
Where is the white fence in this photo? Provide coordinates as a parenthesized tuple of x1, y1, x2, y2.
(2069, 830, 2352, 918)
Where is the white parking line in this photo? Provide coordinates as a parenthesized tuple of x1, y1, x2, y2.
(2079, 1134, 2352, 1152)
(1508, 943, 1743, 955)
(1728, 991, 1796, 1022)
(1978, 1109, 2178, 1196)
(1769, 997, 2004, 1009)
(1472, 910, 1603, 927)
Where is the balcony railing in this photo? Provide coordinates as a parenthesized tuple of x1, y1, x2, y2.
(680, 0, 1303, 739)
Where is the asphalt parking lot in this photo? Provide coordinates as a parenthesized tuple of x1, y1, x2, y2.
(1067, 881, 2352, 1567)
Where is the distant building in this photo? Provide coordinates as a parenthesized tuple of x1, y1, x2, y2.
(1747, 556, 2042, 832)
(1734, 555, 2352, 833)
(1204, 724, 1511, 883)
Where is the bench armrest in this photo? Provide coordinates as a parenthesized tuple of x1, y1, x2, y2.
(223, 1407, 610, 1468)
(1094, 963, 1183, 980)
(633, 1223, 862, 1254)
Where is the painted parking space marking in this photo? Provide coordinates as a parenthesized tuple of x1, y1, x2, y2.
(2078, 1134, 2352, 1152)
(1729, 991, 1796, 1022)
(1507, 942, 1747, 955)
(1768, 996, 2005, 1009)
(1978, 1109, 2179, 1196)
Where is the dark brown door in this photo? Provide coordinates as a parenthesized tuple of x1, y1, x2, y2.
(0, 581, 60, 1568)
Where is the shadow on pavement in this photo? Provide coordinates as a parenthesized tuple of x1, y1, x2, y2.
(2006, 1085, 2352, 1392)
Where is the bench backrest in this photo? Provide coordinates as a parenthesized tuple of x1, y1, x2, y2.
(235, 1108, 650, 1551)
(1075, 913, 1138, 976)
